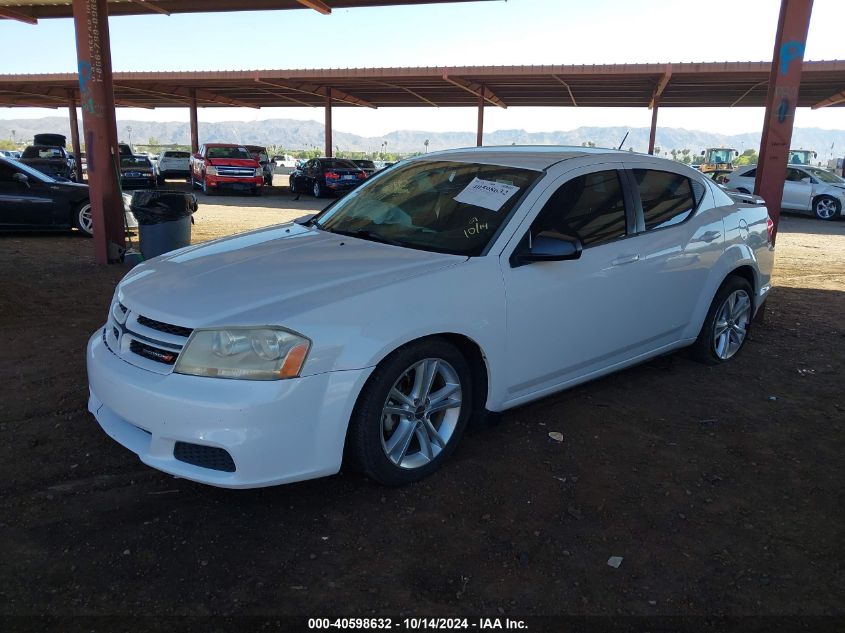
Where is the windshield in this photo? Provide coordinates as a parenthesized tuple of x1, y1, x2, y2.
(207, 146, 252, 160)
(806, 167, 844, 184)
(120, 156, 152, 168)
(22, 146, 64, 159)
(354, 160, 376, 169)
(706, 149, 734, 164)
(163, 151, 190, 159)
(321, 159, 359, 170)
(315, 159, 541, 256)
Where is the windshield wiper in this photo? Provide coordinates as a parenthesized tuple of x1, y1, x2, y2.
(328, 228, 406, 248)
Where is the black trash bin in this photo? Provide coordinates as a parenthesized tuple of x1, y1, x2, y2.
(130, 190, 198, 260)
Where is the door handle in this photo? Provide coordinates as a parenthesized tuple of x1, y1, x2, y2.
(700, 230, 722, 243)
(611, 254, 640, 266)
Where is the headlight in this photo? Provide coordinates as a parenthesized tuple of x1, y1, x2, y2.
(174, 327, 310, 380)
(206, 166, 218, 176)
(255, 168, 263, 177)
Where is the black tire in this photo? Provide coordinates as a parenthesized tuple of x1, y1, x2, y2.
(689, 276, 753, 365)
(252, 186, 262, 197)
(202, 177, 214, 196)
(190, 173, 197, 190)
(74, 201, 93, 237)
(813, 195, 841, 221)
(346, 338, 473, 486)
(312, 180, 323, 198)
(289, 177, 298, 194)
(157, 175, 165, 185)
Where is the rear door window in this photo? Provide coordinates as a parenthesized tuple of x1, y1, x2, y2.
(530, 170, 627, 247)
(632, 169, 696, 231)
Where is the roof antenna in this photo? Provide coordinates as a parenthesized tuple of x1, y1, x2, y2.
(617, 131, 629, 151)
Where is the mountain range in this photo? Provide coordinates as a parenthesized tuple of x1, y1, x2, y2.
(1, 116, 843, 158)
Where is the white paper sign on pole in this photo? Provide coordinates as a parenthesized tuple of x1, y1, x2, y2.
(453, 177, 521, 212)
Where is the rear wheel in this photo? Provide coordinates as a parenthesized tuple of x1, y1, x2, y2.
(813, 195, 841, 221)
(75, 201, 93, 237)
(346, 338, 472, 486)
(289, 177, 298, 194)
(689, 276, 753, 365)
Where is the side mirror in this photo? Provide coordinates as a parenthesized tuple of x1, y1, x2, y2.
(514, 231, 582, 266)
(700, 150, 705, 156)
(800, 177, 812, 184)
(12, 172, 29, 187)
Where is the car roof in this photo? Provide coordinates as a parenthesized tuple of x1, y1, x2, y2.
(416, 145, 643, 171)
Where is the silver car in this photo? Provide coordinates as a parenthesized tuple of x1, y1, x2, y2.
(725, 164, 845, 220)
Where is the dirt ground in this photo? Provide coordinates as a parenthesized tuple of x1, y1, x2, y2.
(1, 183, 843, 626)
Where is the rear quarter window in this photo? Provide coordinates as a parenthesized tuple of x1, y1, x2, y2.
(633, 169, 697, 231)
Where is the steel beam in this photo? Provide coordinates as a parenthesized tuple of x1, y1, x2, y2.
(648, 100, 659, 155)
(811, 88, 845, 109)
(649, 65, 672, 109)
(551, 75, 577, 107)
(257, 78, 376, 108)
(72, 0, 125, 264)
(754, 0, 814, 245)
(295, 0, 331, 13)
(127, 0, 171, 15)
(0, 7, 37, 24)
(325, 88, 333, 158)
(189, 89, 199, 154)
(443, 74, 506, 108)
(476, 88, 484, 147)
(67, 90, 84, 182)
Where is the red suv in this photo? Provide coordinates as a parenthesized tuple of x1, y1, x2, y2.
(190, 144, 264, 196)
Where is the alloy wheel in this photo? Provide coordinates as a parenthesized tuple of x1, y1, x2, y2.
(77, 203, 93, 235)
(815, 197, 838, 220)
(713, 289, 751, 360)
(380, 358, 462, 469)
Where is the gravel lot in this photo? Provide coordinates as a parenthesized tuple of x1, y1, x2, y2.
(1, 182, 843, 624)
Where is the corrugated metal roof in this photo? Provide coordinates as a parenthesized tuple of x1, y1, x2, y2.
(1, 61, 843, 109)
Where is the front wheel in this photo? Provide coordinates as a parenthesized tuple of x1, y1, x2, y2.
(202, 177, 214, 196)
(289, 177, 298, 194)
(813, 195, 841, 221)
(689, 276, 753, 365)
(313, 181, 323, 198)
(346, 339, 472, 486)
(75, 201, 93, 237)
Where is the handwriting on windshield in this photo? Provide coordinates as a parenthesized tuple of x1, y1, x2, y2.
(464, 217, 489, 239)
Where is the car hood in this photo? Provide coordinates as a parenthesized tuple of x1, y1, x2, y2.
(118, 223, 466, 327)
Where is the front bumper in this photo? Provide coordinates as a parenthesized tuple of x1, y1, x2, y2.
(86, 329, 372, 488)
(207, 175, 264, 191)
(121, 176, 157, 189)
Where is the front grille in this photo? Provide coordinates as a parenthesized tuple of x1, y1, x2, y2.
(174, 442, 236, 472)
(129, 339, 179, 365)
(216, 167, 256, 177)
(136, 315, 193, 338)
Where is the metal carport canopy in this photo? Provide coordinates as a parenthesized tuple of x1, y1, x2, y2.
(1, 61, 843, 109)
(0, 0, 486, 21)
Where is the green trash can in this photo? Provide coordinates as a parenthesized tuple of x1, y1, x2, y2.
(130, 190, 198, 260)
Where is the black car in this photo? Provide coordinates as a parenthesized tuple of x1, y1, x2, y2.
(1, 156, 97, 236)
(120, 155, 157, 190)
(288, 158, 367, 197)
(351, 159, 377, 177)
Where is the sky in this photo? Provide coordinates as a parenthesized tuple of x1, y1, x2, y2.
(0, 0, 843, 136)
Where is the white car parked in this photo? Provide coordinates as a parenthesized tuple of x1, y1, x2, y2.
(87, 147, 774, 488)
(156, 150, 192, 183)
(724, 164, 845, 220)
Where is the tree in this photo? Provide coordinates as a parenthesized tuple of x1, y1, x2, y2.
(734, 149, 759, 166)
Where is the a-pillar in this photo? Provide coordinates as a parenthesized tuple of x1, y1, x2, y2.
(324, 89, 333, 158)
(476, 88, 484, 147)
(189, 89, 199, 154)
(648, 101, 659, 155)
(72, 0, 125, 264)
(67, 89, 83, 182)
(754, 0, 814, 245)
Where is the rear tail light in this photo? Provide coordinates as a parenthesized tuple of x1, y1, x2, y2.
(358, 171, 367, 179)
(324, 171, 340, 180)
(766, 215, 775, 245)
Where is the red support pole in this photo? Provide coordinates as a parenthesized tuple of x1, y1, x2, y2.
(476, 89, 485, 147)
(324, 88, 333, 158)
(189, 89, 198, 154)
(67, 89, 83, 182)
(72, 0, 125, 264)
(648, 100, 659, 155)
(754, 0, 814, 246)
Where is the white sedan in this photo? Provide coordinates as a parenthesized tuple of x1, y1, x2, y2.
(724, 164, 845, 220)
(87, 147, 774, 488)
